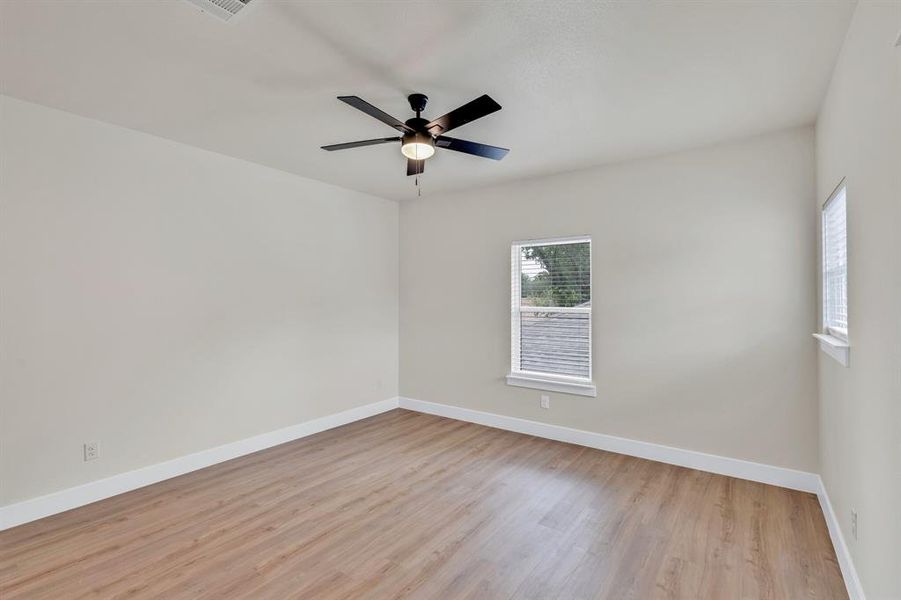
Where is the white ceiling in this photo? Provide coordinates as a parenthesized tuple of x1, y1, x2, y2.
(0, 0, 855, 201)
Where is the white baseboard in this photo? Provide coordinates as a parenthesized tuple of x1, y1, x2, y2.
(0, 397, 399, 531)
(816, 477, 866, 600)
(398, 397, 819, 493)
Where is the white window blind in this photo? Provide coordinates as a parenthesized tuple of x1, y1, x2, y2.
(511, 237, 591, 381)
(822, 185, 848, 339)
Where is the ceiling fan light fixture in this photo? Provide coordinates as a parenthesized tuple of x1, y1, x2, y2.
(401, 132, 435, 160)
(321, 93, 507, 178)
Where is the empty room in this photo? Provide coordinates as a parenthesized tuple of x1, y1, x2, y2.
(0, 1, 898, 598)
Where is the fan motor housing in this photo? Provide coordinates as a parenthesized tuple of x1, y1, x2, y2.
(401, 130, 434, 149)
(404, 117, 430, 133)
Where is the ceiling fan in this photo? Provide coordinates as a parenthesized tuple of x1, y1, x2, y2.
(321, 93, 509, 177)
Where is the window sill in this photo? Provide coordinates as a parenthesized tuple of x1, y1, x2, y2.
(813, 333, 850, 367)
(506, 373, 597, 397)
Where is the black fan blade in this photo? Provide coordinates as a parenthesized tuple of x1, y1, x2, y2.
(436, 136, 509, 160)
(321, 137, 400, 151)
(338, 96, 413, 133)
(407, 159, 425, 176)
(426, 94, 501, 134)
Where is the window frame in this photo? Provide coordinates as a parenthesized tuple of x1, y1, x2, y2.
(507, 235, 596, 397)
(813, 180, 850, 367)
(821, 181, 848, 342)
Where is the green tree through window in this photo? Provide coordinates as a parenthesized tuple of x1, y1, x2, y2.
(521, 242, 590, 307)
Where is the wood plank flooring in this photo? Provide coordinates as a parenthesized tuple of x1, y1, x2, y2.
(0, 409, 847, 599)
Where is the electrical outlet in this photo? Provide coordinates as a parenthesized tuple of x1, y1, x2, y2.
(540, 394, 550, 409)
(84, 441, 99, 462)
(851, 509, 858, 540)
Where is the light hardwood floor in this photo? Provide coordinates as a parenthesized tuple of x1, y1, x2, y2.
(0, 409, 847, 599)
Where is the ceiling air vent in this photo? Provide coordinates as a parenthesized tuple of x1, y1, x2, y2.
(183, 0, 253, 22)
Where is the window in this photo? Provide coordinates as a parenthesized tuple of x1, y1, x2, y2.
(507, 236, 596, 397)
(822, 184, 848, 340)
(814, 182, 850, 367)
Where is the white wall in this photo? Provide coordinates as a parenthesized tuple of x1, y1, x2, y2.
(815, 2, 901, 598)
(400, 127, 819, 472)
(0, 96, 399, 505)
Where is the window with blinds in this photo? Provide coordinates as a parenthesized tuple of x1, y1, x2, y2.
(822, 184, 848, 339)
(511, 236, 591, 381)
